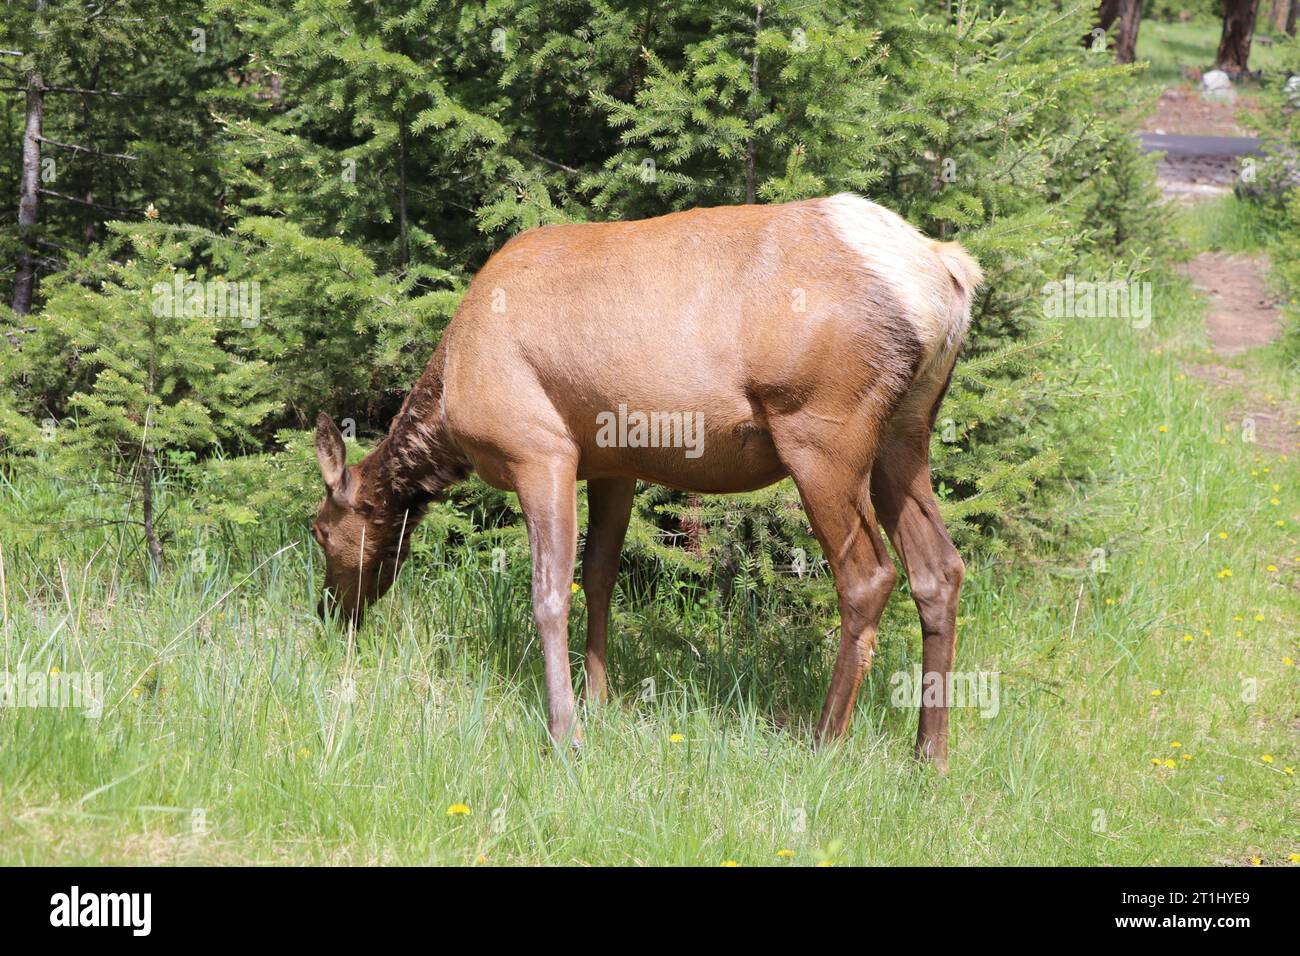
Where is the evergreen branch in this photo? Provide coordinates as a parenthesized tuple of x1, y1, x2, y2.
(37, 188, 139, 215)
(518, 148, 581, 176)
(36, 136, 137, 162)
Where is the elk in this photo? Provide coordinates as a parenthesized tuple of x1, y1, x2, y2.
(311, 194, 981, 768)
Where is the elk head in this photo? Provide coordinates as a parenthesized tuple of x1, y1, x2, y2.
(311, 413, 412, 628)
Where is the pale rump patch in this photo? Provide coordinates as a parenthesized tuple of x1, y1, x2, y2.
(819, 193, 978, 369)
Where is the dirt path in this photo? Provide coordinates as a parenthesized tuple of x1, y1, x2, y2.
(1180, 252, 1282, 356)
(1178, 252, 1295, 453)
(1149, 85, 1295, 454)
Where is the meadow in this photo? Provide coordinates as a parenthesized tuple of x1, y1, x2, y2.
(1, 199, 1295, 867)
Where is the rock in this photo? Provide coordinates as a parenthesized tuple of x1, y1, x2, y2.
(1286, 75, 1300, 108)
(1202, 69, 1232, 91)
(1201, 69, 1236, 104)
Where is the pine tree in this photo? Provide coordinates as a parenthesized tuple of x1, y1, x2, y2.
(17, 222, 277, 569)
(2, 0, 237, 314)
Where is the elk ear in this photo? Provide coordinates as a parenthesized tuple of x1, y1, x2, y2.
(315, 412, 347, 492)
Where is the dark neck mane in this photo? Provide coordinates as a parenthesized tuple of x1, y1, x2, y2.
(366, 343, 471, 516)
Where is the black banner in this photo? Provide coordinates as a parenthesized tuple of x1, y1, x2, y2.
(0, 866, 1285, 941)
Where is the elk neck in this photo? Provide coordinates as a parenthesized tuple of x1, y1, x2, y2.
(363, 348, 471, 519)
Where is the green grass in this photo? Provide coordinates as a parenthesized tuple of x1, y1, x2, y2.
(1136, 18, 1295, 87)
(1, 204, 1297, 866)
(1178, 194, 1282, 253)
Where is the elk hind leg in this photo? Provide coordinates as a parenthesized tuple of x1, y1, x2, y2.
(871, 416, 965, 771)
(772, 423, 897, 746)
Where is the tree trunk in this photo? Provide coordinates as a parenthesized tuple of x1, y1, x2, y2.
(1088, 0, 1120, 50)
(1269, 0, 1289, 31)
(141, 447, 164, 574)
(12, 70, 45, 315)
(1287, 0, 1297, 37)
(80, 79, 98, 245)
(397, 117, 410, 266)
(141, 332, 164, 574)
(1216, 0, 1260, 73)
(1089, 0, 1143, 62)
(1114, 0, 1143, 64)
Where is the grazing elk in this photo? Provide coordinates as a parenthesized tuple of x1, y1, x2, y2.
(311, 194, 981, 768)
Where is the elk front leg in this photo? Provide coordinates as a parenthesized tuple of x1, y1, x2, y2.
(514, 461, 581, 749)
(581, 477, 635, 705)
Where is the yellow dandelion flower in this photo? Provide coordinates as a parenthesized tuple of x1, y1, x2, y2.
(776, 849, 796, 859)
(49, 666, 60, 676)
(1285, 767, 1295, 776)
(669, 733, 685, 743)
(1182, 633, 1194, 642)
(446, 803, 471, 816)
(1150, 689, 1162, 697)
(1171, 741, 1182, 748)
(131, 687, 142, 698)
(815, 860, 834, 868)
(1164, 759, 1177, 769)
(1261, 755, 1274, 764)
(571, 582, 581, 593)
(1157, 425, 1167, 434)
(1105, 598, 1116, 606)
(721, 860, 740, 867)
(297, 746, 312, 759)
(1285, 658, 1295, 667)
(1182, 753, 1192, 761)
(1266, 565, 1278, 572)
(476, 854, 487, 864)
(1218, 531, 1229, 540)
(1290, 853, 1300, 864)
(1254, 614, 1265, 622)
(1151, 758, 1163, 766)
(1250, 857, 1261, 866)
(1270, 497, 1281, 506)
